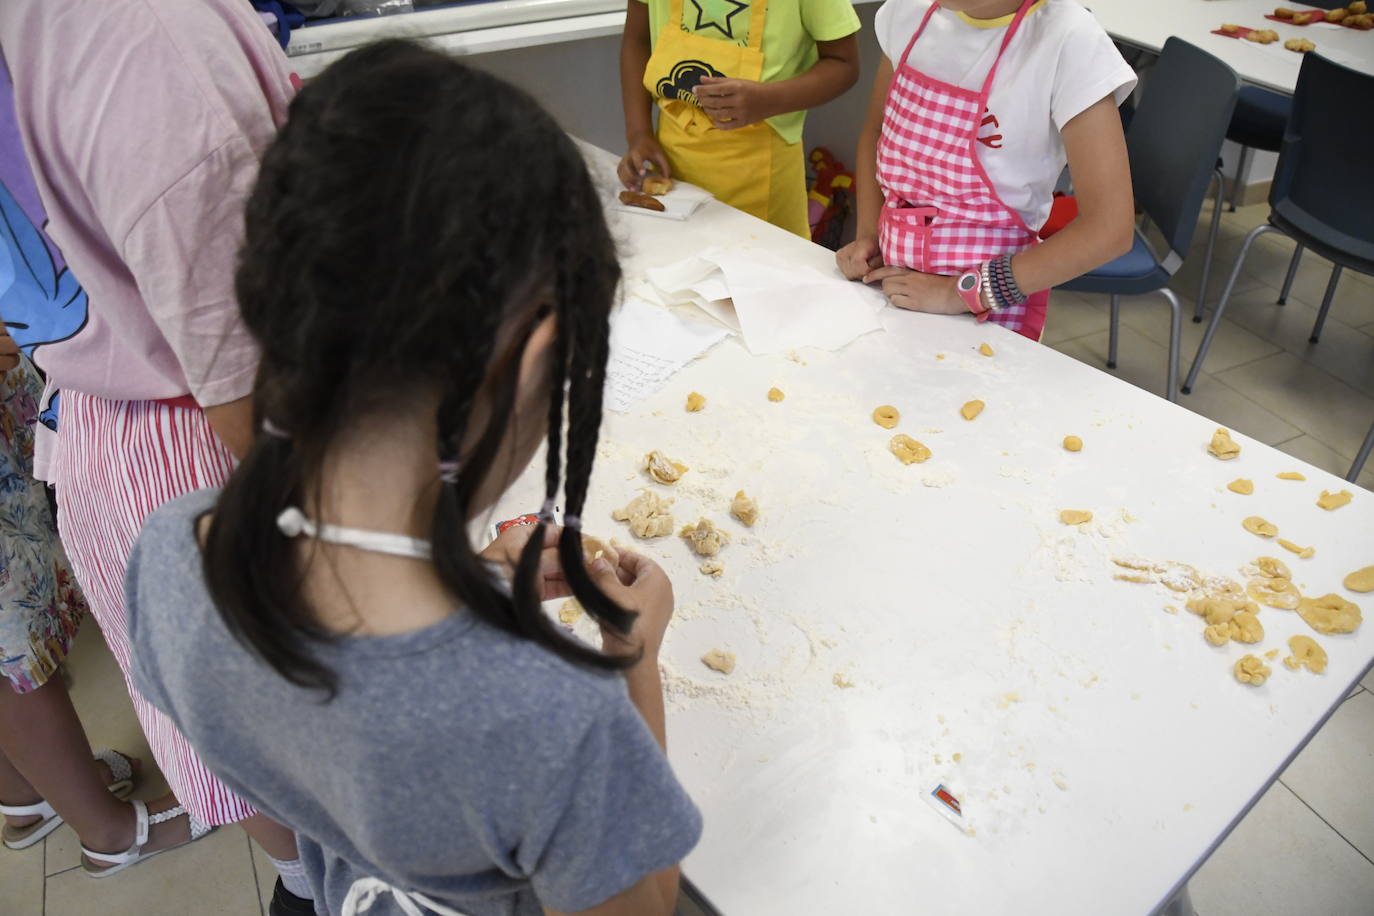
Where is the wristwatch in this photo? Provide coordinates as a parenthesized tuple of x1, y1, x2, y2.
(956, 266, 993, 321)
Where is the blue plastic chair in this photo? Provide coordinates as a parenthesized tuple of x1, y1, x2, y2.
(1056, 38, 1238, 403)
(1184, 51, 1374, 453)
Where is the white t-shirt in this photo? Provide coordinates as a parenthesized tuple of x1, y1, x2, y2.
(874, 0, 1136, 231)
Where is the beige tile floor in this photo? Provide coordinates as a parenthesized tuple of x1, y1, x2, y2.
(3, 202, 1372, 915)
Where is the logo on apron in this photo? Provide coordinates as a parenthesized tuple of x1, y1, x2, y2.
(656, 59, 726, 105)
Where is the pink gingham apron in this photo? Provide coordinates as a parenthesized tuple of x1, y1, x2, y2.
(876, 0, 1049, 341)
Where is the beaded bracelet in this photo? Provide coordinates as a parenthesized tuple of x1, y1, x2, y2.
(991, 253, 1028, 308)
(979, 260, 996, 313)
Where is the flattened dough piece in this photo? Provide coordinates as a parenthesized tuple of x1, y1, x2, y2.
(960, 399, 985, 421)
(1233, 654, 1272, 686)
(1063, 435, 1083, 452)
(1059, 509, 1093, 526)
(1242, 516, 1278, 538)
(1227, 478, 1254, 495)
(685, 392, 706, 412)
(701, 649, 736, 674)
(644, 449, 689, 485)
(699, 558, 724, 577)
(1253, 556, 1291, 580)
(558, 598, 583, 625)
(889, 434, 932, 465)
(1277, 471, 1306, 481)
(872, 405, 900, 429)
(1283, 635, 1327, 674)
(680, 518, 729, 557)
(1344, 566, 1374, 593)
(1297, 593, 1362, 635)
(611, 490, 675, 539)
(1248, 576, 1301, 610)
(832, 673, 856, 689)
(1277, 538, 1315, 559)
(978, 343, 994, 357)
(730, 490, 759, 527)
(1317, 489, 1352, 511)
(767, 387, 785, 402)
(1208, 427, 1241, 460)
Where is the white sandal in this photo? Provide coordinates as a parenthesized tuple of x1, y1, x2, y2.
(1, 749, 138, 851)
(80, 798, 213, 878)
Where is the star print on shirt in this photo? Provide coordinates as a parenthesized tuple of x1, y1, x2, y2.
(688, 0, 750, 39)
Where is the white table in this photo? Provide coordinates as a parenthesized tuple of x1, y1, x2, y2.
(1086, 0, 1374, 93)
(494, 145, 1374, 914)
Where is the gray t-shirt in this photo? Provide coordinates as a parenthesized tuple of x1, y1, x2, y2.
(126, 489, 702, 916)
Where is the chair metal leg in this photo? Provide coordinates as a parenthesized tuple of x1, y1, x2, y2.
(1277, 245, 1303, 305)
(1184, 224, 1281, 394)
(1308, 265, 1343, 343)
(1195, 168, 1225, 322)
(1160, 287, 1183, 403)
(1107, 294, 1121, 369)
(1229, 146, 1251, 212)
(1349, 418, 1374, 483)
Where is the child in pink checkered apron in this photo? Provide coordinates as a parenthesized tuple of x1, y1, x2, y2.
(837, 0, 1139, 341)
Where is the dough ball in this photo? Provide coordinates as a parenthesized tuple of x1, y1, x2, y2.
(1317, 489, 1352, 511)
(1233, 654, 1272, 686)
(1277, 538, 1315, 559)
(1297, 593, 1362, 635)
(680, 518, 729, 557)
(1292, 11, 1313, 24)
(1344, 565, 1374, 593)
(889, 434, 932, 465)
(1204, 623, 1231, 646)
(1285, 37, 1316, 52)
(1063, 435, 1083, 452)
(1277, 471, 1306, 481)
(960, 399, 985, 421)
(1227, 478, 1254, 495)
(1327, 8, 1348, 21)
(1274, 7, 1295, 18)
(1242, 516, 1278, 538)
(580, 534, 621, 570)
(557, 598, 583, 625)
(1229, 611, 1264, 644)
(767, 387, 785, 402)
(642, 176, 674, 195)
(611, 490, 675, 539)
(1188, 596, 1241, 626)
(1208, 427, 1241, 459)
(1059, 509, 1093, 526)
(978, 343, 994, 357)
(730, 490, 759, 527)
(872, 405, 900, 429)
(1221, 22, 1241, 32)
(644, 449, 689, 485)
(1284, 635, 1328, 674)
(1349, 1, 1366, 13)
(701, 649, 736, 674)
(685, 392, 706, 412)
(699, 558, 725, 577)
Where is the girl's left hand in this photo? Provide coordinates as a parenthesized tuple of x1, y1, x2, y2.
(479, 522, 571, 601)
(695, 77, 773, 130)
(862, 266, 966, 315)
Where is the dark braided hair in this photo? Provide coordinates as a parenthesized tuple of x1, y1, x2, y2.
(203, 39, 635, 694)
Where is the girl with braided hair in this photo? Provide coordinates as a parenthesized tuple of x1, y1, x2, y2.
(124, 39, 700, 916)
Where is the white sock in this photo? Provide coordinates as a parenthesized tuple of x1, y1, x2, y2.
(267, 854, 314, 900)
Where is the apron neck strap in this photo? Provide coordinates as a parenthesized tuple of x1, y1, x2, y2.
(980, 0, 1038, 96)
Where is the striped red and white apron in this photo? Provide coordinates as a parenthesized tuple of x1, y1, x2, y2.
(52, 392, 255, 825)
(876, 0, 1049, 341)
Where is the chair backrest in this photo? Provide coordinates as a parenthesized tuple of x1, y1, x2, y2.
(1127, 38, 1239, 269)
(1270, 53, 1374, 269)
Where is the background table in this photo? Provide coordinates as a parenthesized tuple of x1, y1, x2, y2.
(1087, 0, 1374, 93)
(493, 145, 1374, 914)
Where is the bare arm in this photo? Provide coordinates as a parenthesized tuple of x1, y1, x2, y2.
(204, 394, 254, 459)
(695, 34, 860, 129)
(836, 56, 894, 278)
(618, 1, 672, 188)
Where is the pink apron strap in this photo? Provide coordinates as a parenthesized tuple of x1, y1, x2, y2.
(895, 2, 940, 70)
(979, 0, 1040, 98)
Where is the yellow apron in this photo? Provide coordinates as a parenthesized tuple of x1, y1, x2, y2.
(642, 0, 809, 237)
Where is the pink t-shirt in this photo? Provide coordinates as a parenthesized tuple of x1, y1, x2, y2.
(0, 0, 295, 412)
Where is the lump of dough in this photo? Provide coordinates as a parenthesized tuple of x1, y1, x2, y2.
(685, 392, 706, 412)
(960, 399, 985, 421)
(644, 449, 689, 485)
(1227, 479, 1254, 495)
(1063, 435, 1083, 452)
(1059, 509, 1093, 526)
(1344, 566, 1374, 593)
(701, 649, 736, 674)
(1208, 428, 1241, 460)
(1253, 556, 1291, 580)
(1317, 489, 1352, 511)
(1203, 623, 1231, 646)
(611, 490, 675, 539)
(680, 518, 729, 557)
(978, 343, 994, 357)
(580, 535, 621, 571)
(1283, 635, 1328, 674)
(1229, 611, 1264, 644)
(1277, 538, 1315, 559)
(699, 558, 724, 577)
(832, 672, 856, 689)
(1297, 593, 1362, 635)
(889, 434, 932, 465)
(872, 405, 900, 429)
(1248, 576, 1301, 610)
(1188, 596, 1245, 626)
(767, 387, 785, 402)
(1233, 654, 1272, 686)
(730, 490, 759, 527)
(557, 598, 583, 625)
(1277, 471, 1306, 481)
(1242, 516, 1278, 538)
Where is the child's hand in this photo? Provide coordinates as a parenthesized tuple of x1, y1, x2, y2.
(837, 236, 883, 280)
(862, 266, 966, 315)
(479, 522, 571, 601)
(587, 549, 674, 660)
(695, 77, 774, 130)
(618, 134, 672, 191)
(0, 328, 20, 375)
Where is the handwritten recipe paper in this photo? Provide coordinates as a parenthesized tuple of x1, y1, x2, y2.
(604, 297, 731, 412)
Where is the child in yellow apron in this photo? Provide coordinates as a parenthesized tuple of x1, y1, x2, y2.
(618, 0, 861, 237)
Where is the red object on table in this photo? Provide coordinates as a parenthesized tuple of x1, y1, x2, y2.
(1264, 7, 1330, 26)
(1211, 25, 1256, 39)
